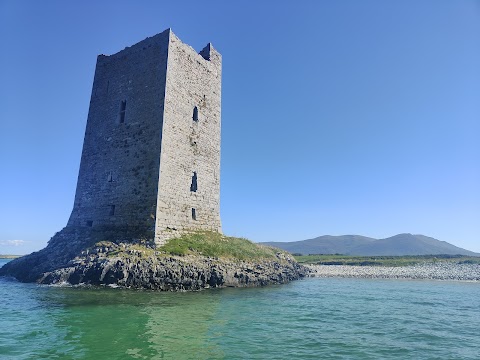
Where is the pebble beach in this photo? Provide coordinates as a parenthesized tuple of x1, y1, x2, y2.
(307, 263, 480, 281)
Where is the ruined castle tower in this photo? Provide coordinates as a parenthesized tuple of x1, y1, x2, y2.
(67, 29, 222, 245)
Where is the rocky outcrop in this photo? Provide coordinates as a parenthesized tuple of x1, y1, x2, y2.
(38, 243, 310, 290)
(0, 227, 96, 282)
(0, 226, 152, 282)
(0, 230, 310, 290)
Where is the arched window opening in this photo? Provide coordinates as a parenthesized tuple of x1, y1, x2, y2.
(190, 171, 198, 192)
(193, 106, 198, 122)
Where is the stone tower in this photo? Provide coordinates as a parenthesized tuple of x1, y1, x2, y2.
(67, 29, 222, 245)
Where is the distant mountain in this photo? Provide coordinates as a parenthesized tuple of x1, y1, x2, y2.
(261, 234, 479, 256)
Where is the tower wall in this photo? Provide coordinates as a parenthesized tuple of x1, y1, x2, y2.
(155, 32, 222, 244)
(67, 29, 222, 245)
(68, 30, 170, 232)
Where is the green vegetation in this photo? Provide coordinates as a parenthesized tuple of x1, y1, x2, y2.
(0, 255, 21, 259)
(294, 254, 480, 267)
(159, 232, 281, 261)
(93, 232, 282, 261)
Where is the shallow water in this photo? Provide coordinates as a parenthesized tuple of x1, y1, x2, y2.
(1, 258, 479, 359)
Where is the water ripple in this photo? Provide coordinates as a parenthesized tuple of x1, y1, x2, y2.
(1, 260, 479, 359)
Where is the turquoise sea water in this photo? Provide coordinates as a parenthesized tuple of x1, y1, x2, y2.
(1, 259, 479, 359)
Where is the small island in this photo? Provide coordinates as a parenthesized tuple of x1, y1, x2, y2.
(0, 31, 311, 289)
(0, 229, 310, 290)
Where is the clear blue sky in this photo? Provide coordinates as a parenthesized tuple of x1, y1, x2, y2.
(1, 0, 479, 255)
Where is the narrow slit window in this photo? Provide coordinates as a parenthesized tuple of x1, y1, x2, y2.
(107, 172, 113, 182)
(109, 205, 116, 216)
(190, 171, 198, 192)
(192, 106, 198, 122)
(192, 208, 197, 221)
(119, 100, 126, 123)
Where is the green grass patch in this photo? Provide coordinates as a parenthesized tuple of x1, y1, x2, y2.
(92, 232, 282, 261)
(294, 254, 480, 267)
(159, 231, 281, 261)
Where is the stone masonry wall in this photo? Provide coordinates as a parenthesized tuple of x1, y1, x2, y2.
(66, 29, 222, 245)
(68, 30, 170, 232)
(155, 32, 222, 244)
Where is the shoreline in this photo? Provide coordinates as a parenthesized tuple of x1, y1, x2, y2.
(306, 263, 480, 281)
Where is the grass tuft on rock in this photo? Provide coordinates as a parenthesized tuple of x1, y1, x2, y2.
(159, 231, 281, 261)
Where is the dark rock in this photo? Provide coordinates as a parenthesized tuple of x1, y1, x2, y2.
(0, 229, 312, 291)
(33, 249, 311, 290)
